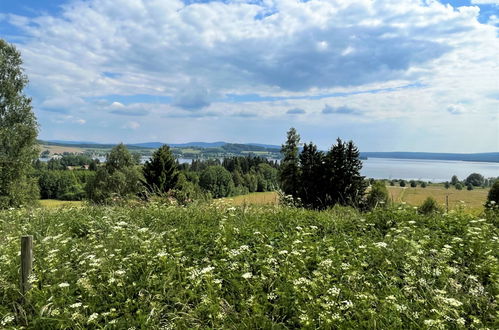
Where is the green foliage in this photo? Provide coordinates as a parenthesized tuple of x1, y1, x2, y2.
(38, 170, 94, 200)
(199, 165, 235, 198)
(279, 127, 301, 197)
(487, 180, 499, 205)
(444, 182, 450, 189)
(455, 183, 463, 190)
(0, 39, 39, 208)
(450, 175, 459, 186)
(418, 197, 441, 215)
(291, 136, 366, 209)
(85, 144, 143, 204)
(0, 205, 497, 328)
(466, 183, 473, 191)
(142, 145, 178, 195)
(399, 180, 406, 187)
(366, 181, 389, 210)
(421, 181, 427, 188)
(465, 173, 484, 187)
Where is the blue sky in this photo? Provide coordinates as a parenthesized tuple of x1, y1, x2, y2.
(0, 0, 498, 152)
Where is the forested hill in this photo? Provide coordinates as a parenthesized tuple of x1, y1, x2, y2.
(39, 140, 498, 162)
(360, 152, 499, 163)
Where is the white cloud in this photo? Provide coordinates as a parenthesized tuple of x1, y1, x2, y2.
(122, 121, 140, 130)
(471, 1, 499, 4)
(446, 104, 467, 115)
(2, 0, 498, 151)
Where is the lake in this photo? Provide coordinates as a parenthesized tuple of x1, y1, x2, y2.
(360, 158, 498, 182)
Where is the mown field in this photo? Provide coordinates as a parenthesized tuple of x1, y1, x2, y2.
(387, 185, 489, 213)
(1, 204, 497, 328)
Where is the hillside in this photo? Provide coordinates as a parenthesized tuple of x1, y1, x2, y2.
(1, 204, 497, 328)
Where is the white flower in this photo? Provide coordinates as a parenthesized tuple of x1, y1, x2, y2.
(70, 302, 82, 308)
(242, 272, 253, 279)
(88, 313, 99, 323)
(58, 282, 70, 288)
(374, 242, 388, 248)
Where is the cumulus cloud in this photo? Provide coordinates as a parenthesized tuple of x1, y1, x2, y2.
(322, 105, 362, 115)
(286, 108, 306, 115)
(7, 0, 492, 106)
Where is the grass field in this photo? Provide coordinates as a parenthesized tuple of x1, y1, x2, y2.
(387, 185, 489, 213)
(39, 144, 85, 155)
(220, 191, 279, 206)
(0, 204, 497, 328)
(38, 199, 84, 208)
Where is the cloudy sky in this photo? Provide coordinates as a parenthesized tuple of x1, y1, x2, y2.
(0, 0, 498, 152)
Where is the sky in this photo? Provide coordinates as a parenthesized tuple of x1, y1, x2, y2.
(0, 0, 498, 152)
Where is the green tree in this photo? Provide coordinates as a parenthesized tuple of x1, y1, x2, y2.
(410, 180, 417, 188)
(421, 181, 427, 188)
(465, 173, 484, 187)
(486, 180, 499, 206)
(419, 197, 441, 215)
(455, 182, 463, 190)
(0, 39, 39, 208)
(199, 165, 234, 198)
(279, 128, 301, 197)
(399, 180, 406, 187)
(466, 183, 473, 191)
(366, 181, 389, 209)
(86, 144, 142, 203)
(450, 175, 459, 186)
(323, 139, 366, 207)
(444, 182, 450, 189)
(299, 142, 325, 208)
(142, 145, 178, 195)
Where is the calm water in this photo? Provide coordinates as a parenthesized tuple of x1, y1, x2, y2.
(361, 158, 499, 182)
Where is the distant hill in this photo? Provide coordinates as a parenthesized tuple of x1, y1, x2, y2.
(40, 140, 499, 163)
(360, 152, 499, 163)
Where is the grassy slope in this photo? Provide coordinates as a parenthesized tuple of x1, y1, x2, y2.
(1, 204, 497, 328)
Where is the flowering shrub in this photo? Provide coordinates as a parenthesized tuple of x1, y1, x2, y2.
(0, 204, 497, 328)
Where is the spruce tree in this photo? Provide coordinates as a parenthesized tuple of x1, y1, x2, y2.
(142, 145, 178, 194)
(0, 39, 39, 208)
(279, 127, 301, 197)
(299, 142, 325, 208)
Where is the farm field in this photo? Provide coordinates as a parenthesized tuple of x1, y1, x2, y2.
(39, 144, 85, 155)
(220, 191, 279, 206)
(387, 185, 489, 213)
(1, 204, 497, 328)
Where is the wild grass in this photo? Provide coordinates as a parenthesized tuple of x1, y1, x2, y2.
(220, 191, 279, 206)
(387, 185, 489, 214)
(38, 200, 84, 209)
(0, 203, 497, 328)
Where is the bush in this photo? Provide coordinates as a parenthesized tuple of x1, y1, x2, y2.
(465, 173, 484, 187)
(467, 183, 473, 191)
(418, 197, 441, 215)
(410, 180, 417, 188)
(399, 180, 406, 187)
(455, 183, 463, 190)
(486, 180, 499, 208)
(444, 182, 450, 189)
(421, 182, 427, 188)
(366, 181, 389, 210)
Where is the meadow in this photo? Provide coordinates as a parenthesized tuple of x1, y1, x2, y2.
(387, 185, 490, 213)
(1, 203, 497, 328)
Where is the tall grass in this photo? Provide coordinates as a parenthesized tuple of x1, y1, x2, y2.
(1, 203, 497, 328)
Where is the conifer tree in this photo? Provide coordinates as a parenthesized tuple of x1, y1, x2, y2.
(142, 145, 178, 194)
(279, 127, 301, 197)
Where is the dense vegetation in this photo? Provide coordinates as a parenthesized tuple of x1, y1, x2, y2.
(1, 204, 497, 328)
(0, 40, 39, 208)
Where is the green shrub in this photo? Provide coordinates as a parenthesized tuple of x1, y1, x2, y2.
(418, 197, 441, 214)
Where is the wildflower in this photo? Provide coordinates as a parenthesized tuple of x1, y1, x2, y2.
(374, 242, 388, 248)
(88, 313, 99, 323)
(242, 272, 253, 279)
(70, 302, 82, 308)
(1, 315, 15, 326)
(58, 282, 70, 288)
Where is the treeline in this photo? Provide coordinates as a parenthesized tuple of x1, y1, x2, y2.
(32, 144, 279, 204)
